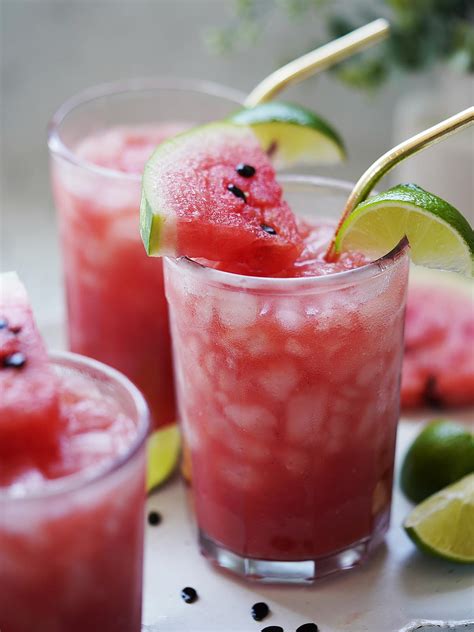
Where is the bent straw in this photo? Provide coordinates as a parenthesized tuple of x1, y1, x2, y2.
(325, 106, 474, 260)
(245, 18, 390, 107)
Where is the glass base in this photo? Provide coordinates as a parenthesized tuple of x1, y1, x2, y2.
(199, 529, 378, 584)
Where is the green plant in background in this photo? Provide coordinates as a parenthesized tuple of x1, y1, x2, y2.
(206, 0, 474, 90)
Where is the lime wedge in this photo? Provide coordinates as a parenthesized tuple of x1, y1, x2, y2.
(335, 184, 474, 276)
(229, 101, 345, 168)
(404, 473, 474, 563)
(146, 424, 181, 492)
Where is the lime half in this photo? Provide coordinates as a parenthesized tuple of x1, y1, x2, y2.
(146, 424, 181, 492)
(335, 184, 474, 276)
(404, 473, 474, 564)
(229, 101, 345, 168)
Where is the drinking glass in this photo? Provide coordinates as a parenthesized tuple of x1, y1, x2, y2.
(48, 78, 245, 432)
(164, 175, 409, 583)
(0, 351, 149, 631)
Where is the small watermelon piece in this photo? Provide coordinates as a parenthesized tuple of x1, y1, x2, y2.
(401, 274, 474, 409)
(0, 273, 61, 459)
(141, 123, 303, 274)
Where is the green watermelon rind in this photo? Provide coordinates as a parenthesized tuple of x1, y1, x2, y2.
(140, 194, 162, 256)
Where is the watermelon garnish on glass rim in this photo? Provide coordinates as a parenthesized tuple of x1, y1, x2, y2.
(0, 272, 61, 461)
(140, 122, 304, 274)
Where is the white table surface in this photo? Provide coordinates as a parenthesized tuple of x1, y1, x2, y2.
(142, 420, 474, 632)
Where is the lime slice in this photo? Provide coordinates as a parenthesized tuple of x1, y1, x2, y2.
(335, 184, 474, 276)
(146, 424, 181, 492)
(401, 420, 474, 503)
(404, 473, 474, 563)
(229, 101, 345, 168)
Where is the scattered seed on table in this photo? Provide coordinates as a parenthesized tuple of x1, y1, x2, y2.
(261, 627, 284, 632)
(181, 587, 198, 603)
(147, 511, 162, 526)
(296, 624, 319, 632)
(251, 601, 270, 621)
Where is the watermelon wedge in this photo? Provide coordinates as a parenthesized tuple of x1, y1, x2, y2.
(141, 123, 303, 275)
(401, 270, 474, 409)
(0, 272, 61, 459)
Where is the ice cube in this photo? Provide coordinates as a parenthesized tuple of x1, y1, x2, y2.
(286, 388, 328, 446)
(285, 338, 306, 357)
(259, 362, 298, 400)
(217, 291, 258, 328)
(220, 460, 261, 491)
(225, 403, 277, 439)
(244, 331, 272, 357)
(275, 300, 303, 330)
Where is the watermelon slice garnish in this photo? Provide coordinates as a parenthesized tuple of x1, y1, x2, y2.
(0, 272, 61, 459)
(140, 123, 303, 274)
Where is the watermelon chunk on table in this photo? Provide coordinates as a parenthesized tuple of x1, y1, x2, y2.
(0, 273, 61, 462)
(401, 279, 474, 409)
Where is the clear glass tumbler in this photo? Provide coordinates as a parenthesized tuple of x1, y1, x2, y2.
(48, 78, 244, 432)
(164, 176, 409, 583)
(0, 351, 149, 632)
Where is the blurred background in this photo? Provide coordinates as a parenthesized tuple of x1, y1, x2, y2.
(1, 0, 473, 327)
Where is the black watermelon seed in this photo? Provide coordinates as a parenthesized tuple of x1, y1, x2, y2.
(227, 183, 247, 202)
(147, 511, 162, 526)
(296, 624, 319, 632)
(236, 163, 256, 178)
(9, 325, 22, 334)
(181, 586, 198, 603)
(423, 374, 443, 408)
(3, 352, 26, 369)
(261, 627, 284, 632)
(261, 224, 277, 235)
(251, 602, 270, 621)
(0, 318, 8, 329)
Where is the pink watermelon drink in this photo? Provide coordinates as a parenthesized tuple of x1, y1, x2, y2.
(164, 179, 408, 581)
(48, 79, 244, 430)
(0, 273, 149, 631)
(140, 123, 410, 582)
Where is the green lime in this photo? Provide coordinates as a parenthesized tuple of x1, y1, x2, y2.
(146, 424, 181, 492)
(401, 420, 474, 503)
(404, 472, 474, 564)
(228, 101, 345, 168)
(335, 183, 474, 276)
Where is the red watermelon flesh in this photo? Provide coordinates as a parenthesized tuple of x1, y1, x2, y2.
(401, 283, 474, 408)
(142, 124, 303, 274)
(0, 273, 61, 461)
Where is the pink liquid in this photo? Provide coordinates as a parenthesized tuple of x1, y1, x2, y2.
(0, 365, 145, 632)
(51, 123, 191, 430)
(166, 221, 409, 563)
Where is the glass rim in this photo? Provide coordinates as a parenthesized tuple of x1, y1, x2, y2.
(0, 350, 150, 503)
(47, 76, 246, 182)
(164, 174, 410, 292)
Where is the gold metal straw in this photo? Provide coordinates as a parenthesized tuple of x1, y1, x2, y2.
(325, 106, 474, 260)
(245, 18, 390, 107)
